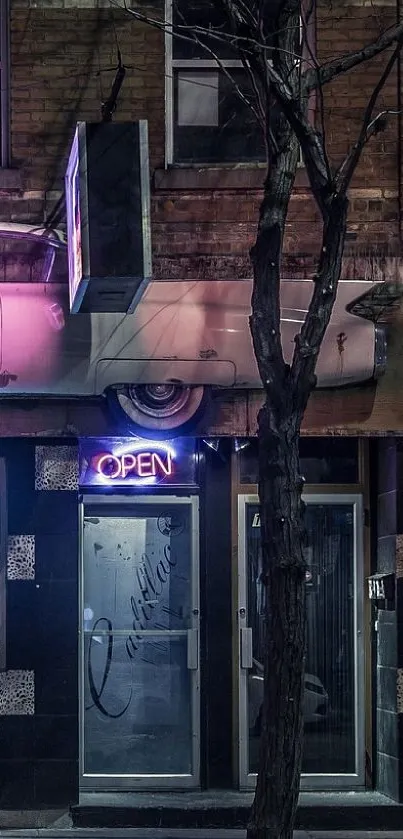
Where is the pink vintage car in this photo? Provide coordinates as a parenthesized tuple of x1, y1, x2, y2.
(0, 224, 386, 435)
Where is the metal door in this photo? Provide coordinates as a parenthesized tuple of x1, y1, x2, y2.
(238, 493, 364, 790)
(79, 494, 200, 789)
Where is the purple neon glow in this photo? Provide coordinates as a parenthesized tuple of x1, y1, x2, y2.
(90, 440, 177, 487)
(0, 288, 64, 385)
(65, 128, 83, 310)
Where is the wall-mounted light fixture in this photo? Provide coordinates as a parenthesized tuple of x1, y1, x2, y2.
(202, 438, 220, 453)
(234, 438, 250, 453)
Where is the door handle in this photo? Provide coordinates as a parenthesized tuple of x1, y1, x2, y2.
(240, 627, 253, 669)
(187, 628, 198, 670)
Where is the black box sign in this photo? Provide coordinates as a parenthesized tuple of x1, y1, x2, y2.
(65, 121, 152, 314)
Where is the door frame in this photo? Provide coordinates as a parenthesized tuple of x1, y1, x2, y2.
(78, 493, 200, 790)
(237, 492, 365, 791)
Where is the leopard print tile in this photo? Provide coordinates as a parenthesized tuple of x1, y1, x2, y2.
(0, 670, 35, 715)
(35, 445, 78, 491)
(7, 535, 35, 580)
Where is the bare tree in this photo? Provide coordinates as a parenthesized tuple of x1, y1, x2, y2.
(117, 1, 403, 836)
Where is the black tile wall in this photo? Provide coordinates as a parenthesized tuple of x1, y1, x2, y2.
(376, 438, 403, 802)
(34, 580, 78, 672)
(201, 441, 232, 788)
(377, 709, 399, 759)
(0, 440, 36, 534)
(377, 491, 397, 538)
(34, 715, 78, 760)
(35, 530, 78, 581)
(33, 491, 78, 535)
(377, 665, 397, 712)
(0, 760, 35, 808)
(377, 611, 397, 668)
(379, 443, 397, 494)
(34, 760, 78, 807)
(1, 440, 79, 810)
(35, 666, 78, 716)
(6, 580, 37, 669)
(0, 717, 35, 760)
(377, 535, 397, 574)
(377, 752, 401, 801)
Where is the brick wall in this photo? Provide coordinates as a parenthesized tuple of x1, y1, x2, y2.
(3, 0, 401, 278)
(7, 2, 164, 221)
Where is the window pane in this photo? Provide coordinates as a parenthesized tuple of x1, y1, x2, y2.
(82, 503, 195, 777)
(172, 0, 276, 60)
(174, 68, 265, 163)
(172, 0, 238, 60)
(0, 235, 59, 283)
(83, 633, 192, 775)
(303, 504, 356, 774)
(246, 502, 358, 777)
(178, 71, 219, 126)
(83, 507, 193, 632)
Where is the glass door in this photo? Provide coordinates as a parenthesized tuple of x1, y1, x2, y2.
(79, 494, 200, 789)
(238, 493, 364, 790)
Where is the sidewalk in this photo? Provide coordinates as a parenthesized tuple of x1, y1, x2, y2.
(1, 829, 403, 839)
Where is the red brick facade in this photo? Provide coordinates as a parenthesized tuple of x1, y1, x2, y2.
(5, 1, 401, 257)
(1, 0, 402, 435)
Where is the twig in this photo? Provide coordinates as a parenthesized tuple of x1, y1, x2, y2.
(305, 20, 403, 91)
(335, 43, 402, 193)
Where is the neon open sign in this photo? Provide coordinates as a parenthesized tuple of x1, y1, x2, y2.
(96, 450, 173, 480)
(79, 437, 197, 488)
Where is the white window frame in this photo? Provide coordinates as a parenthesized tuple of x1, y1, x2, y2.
(165, 0, 255, 167)
(165, 2, 304, 168)
(0, 0, 10, 167)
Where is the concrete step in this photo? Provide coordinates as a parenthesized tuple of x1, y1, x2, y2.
(71, 791, 403, 831)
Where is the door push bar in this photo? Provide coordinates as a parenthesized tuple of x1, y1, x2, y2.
(240, 626, 253, 669)
(187, 628, 199, 670)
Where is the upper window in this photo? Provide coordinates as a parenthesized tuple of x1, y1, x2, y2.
(165, 0, 266, 165)
(0, 0, 10, 167)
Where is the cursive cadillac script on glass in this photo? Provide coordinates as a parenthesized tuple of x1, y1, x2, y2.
(86, 523, 181, 718)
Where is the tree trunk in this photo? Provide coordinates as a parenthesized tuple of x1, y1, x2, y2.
(247, 405, 307, 839)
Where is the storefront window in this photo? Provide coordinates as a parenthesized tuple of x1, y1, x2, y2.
(245, 500, 359, 778)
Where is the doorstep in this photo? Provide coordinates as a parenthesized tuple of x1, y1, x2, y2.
(71, 790, 403, 830)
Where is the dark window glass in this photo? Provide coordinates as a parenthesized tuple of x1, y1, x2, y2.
(246, 501, 357, 776)
(171, 0, 271, 163)
(174, 68, 266, 164)
(172, 0, 277, 59)
(0, 235, 65, 283)
(173, 0, 239, 60)
(239, 438, 359, 485)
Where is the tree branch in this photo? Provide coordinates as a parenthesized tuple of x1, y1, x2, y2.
(305, 20, 403, 91)
(334, 42, 402, 193)
(300, 2, 333, 184)
(290, 194, 349, 411)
